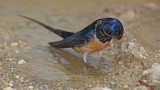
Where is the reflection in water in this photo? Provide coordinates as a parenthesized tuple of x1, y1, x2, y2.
(49, 47, 111, 77)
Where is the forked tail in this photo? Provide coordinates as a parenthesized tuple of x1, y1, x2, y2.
(19, 15, 74, 38)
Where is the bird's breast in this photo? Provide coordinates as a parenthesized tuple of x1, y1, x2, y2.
(73, 36, 110, 53)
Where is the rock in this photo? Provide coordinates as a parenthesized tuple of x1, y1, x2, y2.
(123, 84, 128, 88)
(18, 60, 26, 65)
(8, 83, 13, 87)
(3, 87, 16, 90)
(91, 87, 112, 90)
(42, 84, 49, 88)
(15, 75, 19, 79)
(11, 43, 18, 46)
(143, 63, 160, 81)
(8, 58, 13, 61)
(28, 86, 33, 89)
(135, 85, 147, 90)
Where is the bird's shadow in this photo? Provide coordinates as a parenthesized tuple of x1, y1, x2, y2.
(48, 47, 110, 77)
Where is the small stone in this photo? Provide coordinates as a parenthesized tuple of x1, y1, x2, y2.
(11, 43, 18, 46)
(16, 76, 19, 79)
(123, 84, 128, 88)
(8, 58, 13, 61)
(57, 80, 61, 82)
(142, 79, 147, 83)
(91, 87, 112, 90)
(135, 85, 147, 90)
(8, 83, 13, 87)
(20, 77, 24, 82)
(58, 87, 61, 89)
(89, 84, 93, 87)
(18, 60, 26, 65)
(0, 62, 3, 67)
(28, 86, 33, 89)
(3, 87, 16, 90)
(11, 67, 14, 72)
(143, 63, 160, 79)
(43, 84, 49, 88)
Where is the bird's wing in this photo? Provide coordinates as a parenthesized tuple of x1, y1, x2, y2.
(49, 31, 95, 48)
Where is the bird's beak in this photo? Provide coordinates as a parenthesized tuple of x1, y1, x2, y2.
(104, 32, 112, 38)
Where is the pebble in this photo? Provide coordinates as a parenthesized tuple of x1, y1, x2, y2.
(58, 87, 62, 89)
(3, 87, 16, 90)
(143, 63, 160, 80)
(88, 84, 93, 87)
(11, 43, 18, 46)
(43, 84, 49, 88)
(28, 86, 33, 89)
(135, 85, 147, 90)
(91, 87, 112, 90)
(16, 76, 20, 79)
(142, 79, 147, 83)
(18, 60, 26, 65)
(8, 83, 13, 87)
(8, 58, 13, 61)
(0, 62, 3, 67)
(123, 84, 128, 88)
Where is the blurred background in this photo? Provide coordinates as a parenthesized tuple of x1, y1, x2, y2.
(0, 0, 160, 89)
(0, 0, 160, 49)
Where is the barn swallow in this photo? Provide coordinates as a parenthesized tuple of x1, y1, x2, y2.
(19, 15, 124, 64)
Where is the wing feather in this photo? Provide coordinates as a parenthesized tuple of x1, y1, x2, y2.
(49, 31, 95, 48)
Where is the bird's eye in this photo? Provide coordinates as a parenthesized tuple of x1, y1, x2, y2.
(114, 26, 121, 35)
(105, 28, 112, 35)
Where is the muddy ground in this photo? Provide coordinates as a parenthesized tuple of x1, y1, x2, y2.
(0, 0, 160, 89)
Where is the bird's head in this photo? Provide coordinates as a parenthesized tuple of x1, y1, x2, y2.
(101, 18, 124, 40)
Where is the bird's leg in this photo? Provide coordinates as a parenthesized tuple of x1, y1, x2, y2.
(98, 51, 104, 60)
(98, 51, 105, 63)
(83, 51, 89, 64)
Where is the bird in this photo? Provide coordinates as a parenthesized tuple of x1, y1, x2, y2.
(19, 15, 124, 64)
